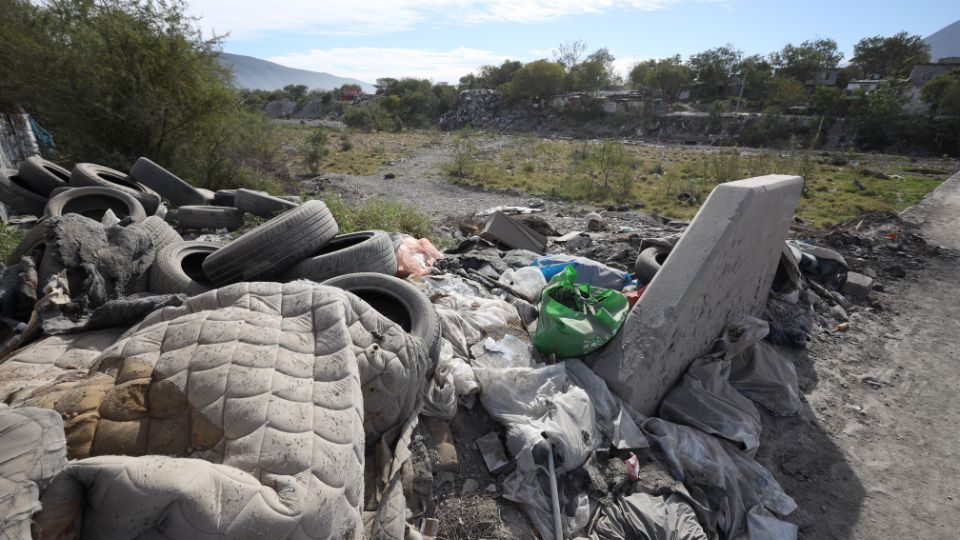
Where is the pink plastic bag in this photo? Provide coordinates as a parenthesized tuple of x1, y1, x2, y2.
(396, 234, 443, 278)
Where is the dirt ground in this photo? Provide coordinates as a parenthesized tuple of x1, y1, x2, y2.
(326, 140, 960, 539)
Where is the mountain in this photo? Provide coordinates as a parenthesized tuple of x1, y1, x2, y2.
(924, 19, 960, 62)
(219, 53, 374, 92)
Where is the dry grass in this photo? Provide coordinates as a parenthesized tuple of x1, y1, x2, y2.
(434, 492, 504, 540)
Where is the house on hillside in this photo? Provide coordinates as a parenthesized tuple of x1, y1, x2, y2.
(338, 85, 362, 101)
(908, 58, 960, 87)
(803, 69, 841, 93)
(845, 78, 887, 94)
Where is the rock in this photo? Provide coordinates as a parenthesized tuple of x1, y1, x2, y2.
(829, 304, 849, 322)
(585, 212, 605, 232)
(461, 479, 479, 494)
(565, 234, 593, 251)
(384, 172, 396, 179)
(842, 271, 874, 299)
(884, 264, 907, 279)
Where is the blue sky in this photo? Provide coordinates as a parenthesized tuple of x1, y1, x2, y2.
(185, 0, 958, 83)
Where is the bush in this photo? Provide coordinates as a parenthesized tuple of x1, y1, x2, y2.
(0, 224, 25, 262)
(343, 102, 398, 132)
(324, 195, 432, 239)
(0, 0, 280, 190)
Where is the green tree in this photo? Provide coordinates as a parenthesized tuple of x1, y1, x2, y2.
(506, 59, 565, 99)
(688, 45, 742, 97)
(571, 48, 617, 92)
(0, 0, 279, 188)
(283, 84, 308, 101)
(850, 85, 908, 149)
(921, 70, 960, 116)
(766, 77, 805, 112)
(629, 56, 693, 100)
(810, 85, 845, 116)
(851, 32, 930, 79)
(304, 126, 329, 174)
(734, 55, 774, 101)
(770, 38, 843, 82)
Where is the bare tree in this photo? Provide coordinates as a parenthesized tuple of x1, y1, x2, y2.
(554, 40, 587, 70)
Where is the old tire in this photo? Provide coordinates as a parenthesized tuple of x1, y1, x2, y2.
(212, 189, 236, 207)
(283, 230, 396, 283)
(44, 186, 147, 222)
(128, 157, 208, 207)
(70, 163, 160, 215)
(234, 188, 299, 218)
(0, 169, 47, 216)
(202, 200, 338, 285)
(139, 215, 182, 253)
(149, 241, 219, 296)
(18, 157, 70, 197)
(323, 272, 441, 361)
(175, 206, 244, 231)
(634, 245, 671, 284)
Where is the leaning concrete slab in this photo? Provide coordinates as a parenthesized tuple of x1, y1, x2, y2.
(589, 174, 803, 416)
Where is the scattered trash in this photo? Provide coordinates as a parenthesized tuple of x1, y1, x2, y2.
(396, 234, 444, 278)
(532, 266, 629, 358)
(476, 205, 544, 217)
(841, 271, 874, 299)
(498, 266, 547, 303)
(585, 211, 605, 232)
(532, 254, 633, 291)
(475, 432, 510, 474)
(481, 211, 548, 254)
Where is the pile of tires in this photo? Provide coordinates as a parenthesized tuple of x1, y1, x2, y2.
(3, 154, 436, 359)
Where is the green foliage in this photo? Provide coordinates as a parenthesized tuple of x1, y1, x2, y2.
(283, 84, 308, 102)
(810, 86, 845, 116)
(766, 77, 805, 111)
(0, 0, 280, 189)
(459, 60, 523, 90)
(505, 59, 565, 99)
(580, 140, 634, 198)
(921, 70, 960, 116)
(343, 101, 398, 132)
(304, 126, 329, 174)
(324, 195, 432, 239)
(448, 130, 478, 178)
(0, 224, 25, 262)
(568, 48, 618, 92)
(735, 55, 774, 100)
(769, 38, 843, 82)
(851, 32, 930, 78)
(850, 86, 908, 149)
(372, 77, 451, 128)
(629, 55, 693, 100)
(688, 45, 742, 97)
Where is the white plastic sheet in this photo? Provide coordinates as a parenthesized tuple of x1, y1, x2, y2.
(498, 266, 547, 303)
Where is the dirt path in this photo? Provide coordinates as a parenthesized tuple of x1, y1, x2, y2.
(758, 171, 960, 539)
(325, 135, 538, 218)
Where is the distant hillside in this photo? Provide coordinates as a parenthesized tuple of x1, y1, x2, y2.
(219, 53, 374, 92)
(925, 19, 960, 62)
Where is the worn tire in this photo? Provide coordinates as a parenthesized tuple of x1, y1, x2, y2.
(175, 205, 244, 231)
(149, 241, 219, 296)
(44, 186, 147, 222)
(18, 156, 70, 197)
(0, 169, 47, 216)
(202, 200, 338, 285)
(323, 272, 441, 361)
(634, 245, 671, 284)
(128, 157, 207, 207)
(212, 189, 236, 207)
(70, 163, 160, 214)
(283, 230, 396, 283)
(139, 215, 182, 253)
(234, 188, 299, 218)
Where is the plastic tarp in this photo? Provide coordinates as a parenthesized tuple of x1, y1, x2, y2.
(642, 418, 797, 540)
(432, 291, 522, 361)
(724, 316, 803, 417)
(395, 234, 443, 278)
(590, 492, 708, 540)
(474, 359, 648, 539)
(498, 266, 547, 303)
(531, 254, 632, 291)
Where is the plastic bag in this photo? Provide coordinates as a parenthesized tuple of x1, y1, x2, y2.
(498, 266, 547, 303)
(531, 255, 632, 291)
(532, 266, 629, 358)
(395, 234, 443, 278)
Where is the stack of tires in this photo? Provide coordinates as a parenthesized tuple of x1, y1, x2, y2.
(4, 155, 439, 360)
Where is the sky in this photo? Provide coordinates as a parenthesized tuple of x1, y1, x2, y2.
(185, 0, 959, 84)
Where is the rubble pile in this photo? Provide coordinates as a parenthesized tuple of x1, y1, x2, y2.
(0, 159, 927, 539)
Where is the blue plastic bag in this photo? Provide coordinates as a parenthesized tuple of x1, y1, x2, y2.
(532, 254, 632, 291)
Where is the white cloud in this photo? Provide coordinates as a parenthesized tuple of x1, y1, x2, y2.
(268, 47, 509, 83)
(188, 0, 680, 39)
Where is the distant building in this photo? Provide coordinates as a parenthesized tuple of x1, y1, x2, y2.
(909, 59, 960, 87)
(846, 79, 886, 94)
(806, 69, 841, 88)
(338, 86, 362, 101)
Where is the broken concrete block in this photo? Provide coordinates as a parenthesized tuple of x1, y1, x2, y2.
(476, 431, 510, 473)
(424, 418, 458, 472)
(841, 271, 874, 298)
(480, 211, 547, 254)
(589, 175, 804, 416)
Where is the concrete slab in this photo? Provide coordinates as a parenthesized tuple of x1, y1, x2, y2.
(589, 174, 803, 416)
(481, 211, 547, 254)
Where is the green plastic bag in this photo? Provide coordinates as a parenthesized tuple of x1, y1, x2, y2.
(532, 265, 630, 358)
